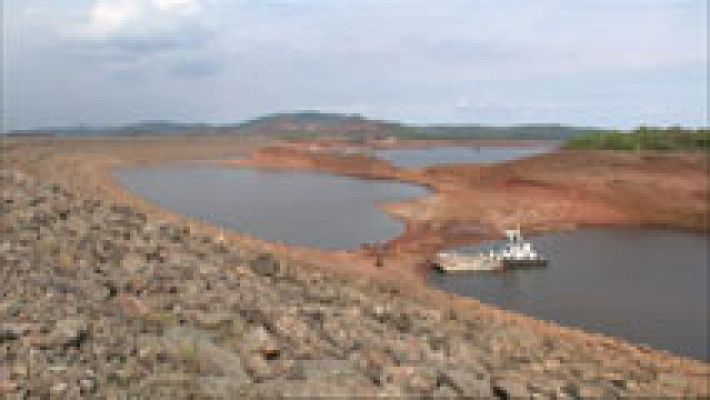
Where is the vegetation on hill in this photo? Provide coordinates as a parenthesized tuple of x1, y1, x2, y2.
(565, 127, 710, 151)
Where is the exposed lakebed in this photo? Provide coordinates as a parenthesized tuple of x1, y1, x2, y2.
(375, 145, 555, 168)
(430, 229, 709, 361)
(116, 166, 428, 249)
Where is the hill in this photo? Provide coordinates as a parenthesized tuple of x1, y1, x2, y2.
(6, 111, 606, 140)
(234, 111, 405, 139)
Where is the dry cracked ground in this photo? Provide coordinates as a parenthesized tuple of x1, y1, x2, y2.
(1, 169, 708, 398)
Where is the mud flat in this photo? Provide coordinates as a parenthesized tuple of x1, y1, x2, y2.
(1, 137, 709, 397)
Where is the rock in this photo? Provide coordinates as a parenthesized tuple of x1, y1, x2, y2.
(143, 372, 195, 394)
(239, 377, 375, 398)
(439, 370, 494, 397)
(249, 254, 280, 277)
(0, 380, 19, 394)
(240, 326, 280, 360)
(196, 376, 249, 399)
(292, 359, 360, 381)
(578, 381, 619, 398)
(0, 325, 24, 342)
(431, 385, 458, 398)
(162, 327, 251, 383)
(120, 253, 144, 273)
(358, 348, 395, 384)
(48, 365, 68, 373)
(272, 313, 310, 342)
(192, 312, 233, 330)
(242, 354, 275, 381)
(306, 284, 339, 303)
(79, 378, 97, 394)
(658, 372, 689, 388)
(116, 294, 150, 317)
(50, 319, 88, 348)
(49, 382, 68, 396)
(381, 365, 438, 394)
(0, 301, 24, 318)
(493, 377, 531, 399)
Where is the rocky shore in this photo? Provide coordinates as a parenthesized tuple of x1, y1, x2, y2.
(1, 168, 708, 398)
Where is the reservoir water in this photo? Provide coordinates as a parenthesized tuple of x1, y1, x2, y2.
(430, 229, 709, 361)
(116, 166, 428, 249)
(376, 146, 554, 168)
(117, 157, 707, 361)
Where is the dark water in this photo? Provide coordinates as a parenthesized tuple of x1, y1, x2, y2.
(376, 146, 554, 168)
(430, 229, 709, 361)
(116, 166, 428, 249)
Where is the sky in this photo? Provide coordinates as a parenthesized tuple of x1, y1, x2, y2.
(2, 0, 707, 131)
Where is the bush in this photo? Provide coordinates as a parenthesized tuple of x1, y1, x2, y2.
(564, 127, 710, 151)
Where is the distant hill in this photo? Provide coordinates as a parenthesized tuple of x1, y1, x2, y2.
(6, 111, 607, 140)
(234, 111, 406, 139)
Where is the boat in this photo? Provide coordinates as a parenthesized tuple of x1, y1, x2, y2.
(433, 228, 548, 272)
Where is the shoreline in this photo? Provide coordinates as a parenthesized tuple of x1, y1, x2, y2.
(217, 143, 707, 263)
(2, 136, 708, 373)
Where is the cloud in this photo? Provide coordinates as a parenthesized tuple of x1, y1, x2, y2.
(3, 0, 707, 130)
(84, 0, 201, 37)
(70, 0, 210, 59)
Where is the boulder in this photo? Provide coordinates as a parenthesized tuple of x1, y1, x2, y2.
(493, 377, 532, 399)
(50, 319, 88, 348)
(239, 326, 280, 360)
(249, 254, 280, 277)
(162, 327, 251, 383)
(439, 369, 494, 397)
(381, 365, 438, 394)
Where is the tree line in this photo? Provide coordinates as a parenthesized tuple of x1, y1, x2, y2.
(565, 126, 710, 151)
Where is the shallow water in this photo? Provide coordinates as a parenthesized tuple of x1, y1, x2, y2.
(376, 146, 554, 168)
(430, 229, 709, 361)
(116, 166, 428, 249)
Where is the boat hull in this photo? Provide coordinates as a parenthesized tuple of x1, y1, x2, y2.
(432, 254, 503, 272)
(502, 258, 548, 269)
(433, 229, 549, 273)
(432, 254, 548, 273)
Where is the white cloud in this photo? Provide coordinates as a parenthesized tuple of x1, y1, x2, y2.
(59, 0, 212, 65)
(88, 0, 142, 36)
(78, 0, 204, 39)
(154, 0, 201, 13)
